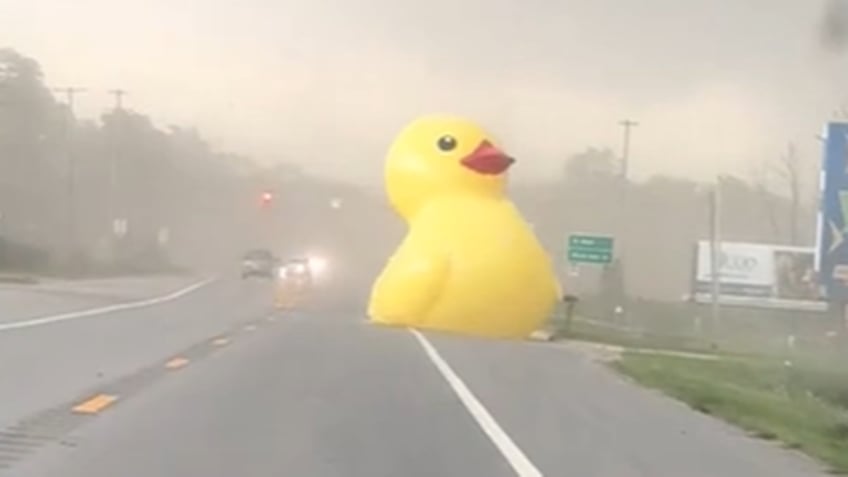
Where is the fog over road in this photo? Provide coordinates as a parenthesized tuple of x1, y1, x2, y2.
(0, 276, 828, 476)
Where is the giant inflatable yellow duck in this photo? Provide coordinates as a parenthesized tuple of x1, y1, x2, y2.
(368, 115, 561, 339)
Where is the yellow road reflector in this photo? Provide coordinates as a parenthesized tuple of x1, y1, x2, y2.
(211, 337, 229, 346)
(165, 357, 189, 369)
(72, 394, 118, 414)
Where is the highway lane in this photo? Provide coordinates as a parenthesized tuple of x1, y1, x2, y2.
(0, 275, 275, 433)
(0, 289, 113, 324)
(7, 306, 830, 477)
(429, 334, 827, 476)
(11, 312, 515, 477)
(0, 275, 203, 324)
(13, 275, 206, 301)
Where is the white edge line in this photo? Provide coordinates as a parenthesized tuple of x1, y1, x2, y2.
(0, 277, 217, 332)
(410, 329, 543, 477)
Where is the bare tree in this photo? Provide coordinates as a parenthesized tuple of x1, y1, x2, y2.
(750, 142, 804, 244)
(777, 142, 802, 245)
(749, 161, 783, 240)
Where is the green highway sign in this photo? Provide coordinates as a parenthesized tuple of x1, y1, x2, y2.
(567, 234, 614, 264)
(567, 249, 613, 264)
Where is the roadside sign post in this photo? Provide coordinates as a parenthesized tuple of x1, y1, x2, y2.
(817, 121, 848, 334)
(709, 184, 722, 339)
(564, 233, 615, 332)
(567, 234, 614, 265)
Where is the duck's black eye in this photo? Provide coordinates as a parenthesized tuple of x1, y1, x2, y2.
(437, 135, 457, 152)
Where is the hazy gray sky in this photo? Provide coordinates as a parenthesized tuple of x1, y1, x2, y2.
(2, 0, 846, 185)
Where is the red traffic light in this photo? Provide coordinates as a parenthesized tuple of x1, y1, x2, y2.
(259, 191, 273, 207)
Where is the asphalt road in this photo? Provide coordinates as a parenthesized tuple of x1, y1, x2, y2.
(0, 277, 831, 477)
(0, 288, 111, 323)
(0, 275, 203, 324)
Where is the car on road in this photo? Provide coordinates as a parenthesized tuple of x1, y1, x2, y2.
(241, 249, 278, 279)
(274, 257, 316, 308)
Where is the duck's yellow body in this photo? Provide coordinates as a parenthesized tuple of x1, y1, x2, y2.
(368, 115, 560, 339)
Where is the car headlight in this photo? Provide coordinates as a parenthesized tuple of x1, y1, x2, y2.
(308, 256, 328, 275)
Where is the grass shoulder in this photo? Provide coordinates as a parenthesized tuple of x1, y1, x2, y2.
(612, 353, 848, 473)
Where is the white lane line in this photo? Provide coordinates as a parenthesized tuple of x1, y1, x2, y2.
(0, 277, 216, 332)
(410, 329, 543, 477)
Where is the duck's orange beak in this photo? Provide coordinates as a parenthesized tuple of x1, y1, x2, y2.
(460, 140, 515, 175)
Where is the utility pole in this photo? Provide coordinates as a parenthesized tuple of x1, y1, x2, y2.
(108, 89, 128, 110)
(619, 119, 638, 181)
(107, 89, 127, 261)
(106, 89, 128, 193)
(708, 177, 723, 340)
(53, 87, 86, 261)
(617, 119, 638, 322)
(54, 87, 86, 114)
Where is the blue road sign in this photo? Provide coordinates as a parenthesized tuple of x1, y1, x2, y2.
(817, 122, 848, 301)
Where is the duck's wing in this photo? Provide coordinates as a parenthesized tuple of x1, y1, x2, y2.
(367, 249, 449, 326)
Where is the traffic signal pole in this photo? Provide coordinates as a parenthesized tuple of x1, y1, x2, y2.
(259, 190, 274, 248)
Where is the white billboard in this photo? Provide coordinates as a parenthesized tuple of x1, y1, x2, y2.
(692, 241, 826, 311)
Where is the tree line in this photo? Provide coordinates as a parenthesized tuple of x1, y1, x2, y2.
(0, 47, 813, 299)
(0, 48, 391, 276)
(515, 146, 814, 302)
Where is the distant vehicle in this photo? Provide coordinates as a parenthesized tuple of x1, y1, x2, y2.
(278, 257, 313, 285)
(241, 249, 278, 279)
(275, 257, 313, 309)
